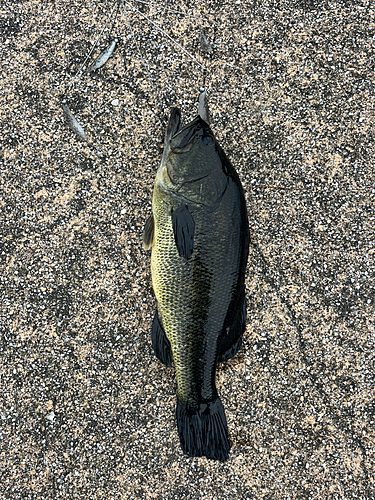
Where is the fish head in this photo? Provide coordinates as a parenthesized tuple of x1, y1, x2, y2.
(157, 108, 228, 209)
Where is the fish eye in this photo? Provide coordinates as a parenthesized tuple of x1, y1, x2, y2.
(201, 134, 213, 146)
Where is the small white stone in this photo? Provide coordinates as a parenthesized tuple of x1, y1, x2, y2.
(111, 99, 119, 106)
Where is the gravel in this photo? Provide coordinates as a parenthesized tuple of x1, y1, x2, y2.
(1, 0, 374, 498)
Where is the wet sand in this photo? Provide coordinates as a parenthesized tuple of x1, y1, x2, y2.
(1, 0, 374, 498)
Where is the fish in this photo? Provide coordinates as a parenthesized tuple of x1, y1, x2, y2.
(61, 101, 92, 146)
(143, 92, 249, 461)
(85, 38, 118, 74)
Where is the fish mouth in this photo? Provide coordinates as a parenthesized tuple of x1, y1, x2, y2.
(164, 108, 182, 145)
(161, 108, 215, 187)
(171, 116, 200, 140)
(161, 108, 182, 177)
(170, 116, 212, 153)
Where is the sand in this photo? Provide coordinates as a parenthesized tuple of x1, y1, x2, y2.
(1, 0, 374, 498)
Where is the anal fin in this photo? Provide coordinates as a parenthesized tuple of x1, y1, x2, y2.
(152, 312, 172, 367)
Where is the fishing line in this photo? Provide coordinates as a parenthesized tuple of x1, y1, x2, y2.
(201, 23, 217, 90)
(133, 0, 218, 25)
(107, 0, 122, 39)
(63, 0, 119, 99)
(61, 0, 216, 146)
(120, 2, 153, 83)
(121, 0, 206, 70)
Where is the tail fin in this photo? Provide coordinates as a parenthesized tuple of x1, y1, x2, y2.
(176, 397, 230, 462)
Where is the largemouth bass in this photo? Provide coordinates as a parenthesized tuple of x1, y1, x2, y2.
(143, 92, 249, 461)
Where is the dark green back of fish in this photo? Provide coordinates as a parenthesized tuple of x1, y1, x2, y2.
(145, 109, 249, 461)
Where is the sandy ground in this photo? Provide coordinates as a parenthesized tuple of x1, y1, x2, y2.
(1, 0, 374, 498)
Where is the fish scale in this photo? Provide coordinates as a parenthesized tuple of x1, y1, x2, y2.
(145, 97, 249, 461)
(152, 194, 244, 453)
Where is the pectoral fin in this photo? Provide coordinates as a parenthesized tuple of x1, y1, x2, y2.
(143, 214, 154, 250)
(172, 205, 195, 259)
